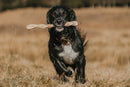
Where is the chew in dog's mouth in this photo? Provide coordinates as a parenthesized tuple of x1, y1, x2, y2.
(26, 21, 78, 30)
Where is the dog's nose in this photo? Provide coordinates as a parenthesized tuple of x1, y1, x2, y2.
(57, 19, 62, 24)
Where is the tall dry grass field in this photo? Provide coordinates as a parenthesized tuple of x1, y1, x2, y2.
(0, 7, 130, 87)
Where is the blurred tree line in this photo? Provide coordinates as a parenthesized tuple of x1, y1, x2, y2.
(0, 0, 130, 11)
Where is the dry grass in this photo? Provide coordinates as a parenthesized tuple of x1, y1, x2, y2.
(0, 7, 130, 87)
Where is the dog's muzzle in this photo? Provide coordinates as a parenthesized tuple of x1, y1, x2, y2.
(54, 17, 66, 28)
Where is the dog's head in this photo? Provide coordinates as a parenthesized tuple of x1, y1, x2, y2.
(47, 6, 76, 31)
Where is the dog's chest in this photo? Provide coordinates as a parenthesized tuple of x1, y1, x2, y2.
(59, 44, 79, 64)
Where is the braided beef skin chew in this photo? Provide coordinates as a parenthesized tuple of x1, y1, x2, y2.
(26, 21, 78, 30)
(65, 21, 78, 26)
(26, 24, 54, 30)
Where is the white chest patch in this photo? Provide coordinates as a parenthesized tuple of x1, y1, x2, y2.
(59, 44, 79, 64)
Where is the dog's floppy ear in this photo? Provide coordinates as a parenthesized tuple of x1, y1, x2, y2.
(66, 8, 76, 21)
(47, 8, 54, 24)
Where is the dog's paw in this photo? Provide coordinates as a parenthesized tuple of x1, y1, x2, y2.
(65, 68, 74, 77)
(62, 77, 69, 82)
(75, 79, 86, 84)
(80, 79, 86, 84)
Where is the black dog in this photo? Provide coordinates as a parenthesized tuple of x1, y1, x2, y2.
(47, 6, 86, 84)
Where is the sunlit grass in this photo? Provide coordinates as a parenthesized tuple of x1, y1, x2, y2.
(0, 7, 130, 87)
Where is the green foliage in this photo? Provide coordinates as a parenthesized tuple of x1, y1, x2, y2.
(61, 0, 82, 8)
(0, 0, 130, 12)
(26, 0, 44, 7)
(0, 0, 24, 11)
(1, 0, 16, 10)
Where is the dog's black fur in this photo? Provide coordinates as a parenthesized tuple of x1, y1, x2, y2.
(47, 6, 86, 84)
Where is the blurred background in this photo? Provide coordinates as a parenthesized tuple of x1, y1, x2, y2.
(0, 0, 130, 11)
(0, 0, 130, 87)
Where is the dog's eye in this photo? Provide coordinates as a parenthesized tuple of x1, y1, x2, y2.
(64, 13, 66, 16)
(63, 12, 66, 17)
(52, 13, 56, 17)
(52, 14, 55, 17)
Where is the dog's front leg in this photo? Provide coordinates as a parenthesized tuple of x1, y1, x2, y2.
(52, 58, 73, 82)
(75, 56, 86, 84)
(52, 58, 73, 76)
(56, 59, 73, 77)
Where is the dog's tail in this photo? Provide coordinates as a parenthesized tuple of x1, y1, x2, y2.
(83, 40, 89, 51)
(83, 40, 88, 47)
(81, 32, 89, 52)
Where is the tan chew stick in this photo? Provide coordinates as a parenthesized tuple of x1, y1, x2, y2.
(26, 21, 78, 30)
